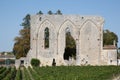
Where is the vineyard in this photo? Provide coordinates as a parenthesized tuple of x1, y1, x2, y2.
(0, 66, 120, 80)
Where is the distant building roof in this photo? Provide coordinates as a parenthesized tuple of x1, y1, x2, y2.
(103, 45, 117, 50)
(0, 55, 15, 59)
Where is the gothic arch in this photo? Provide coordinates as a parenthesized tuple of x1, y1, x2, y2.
(59, 20, 76, 34)
(79, 20, 101, 65)
(37, 19, 57, 58)
(37, 19, 55, 34)
(80, 19, 99, 32)
(58, 20, 78, 64)
(58, 20, 77, 39)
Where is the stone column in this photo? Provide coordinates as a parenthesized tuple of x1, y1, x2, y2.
(76, 39, 80, 65)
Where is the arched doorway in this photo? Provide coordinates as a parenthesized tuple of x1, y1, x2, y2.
(63, 27, 76, 65)
(58, 20, 78, 65)
(37, 20, 57, 58)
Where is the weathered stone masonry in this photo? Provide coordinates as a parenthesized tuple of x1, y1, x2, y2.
(25, 14, 117, 67)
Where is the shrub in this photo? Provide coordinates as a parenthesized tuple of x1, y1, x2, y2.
(31, 58, 40, 67)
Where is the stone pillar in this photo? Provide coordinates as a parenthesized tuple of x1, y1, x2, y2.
(76, 39, 80, 65)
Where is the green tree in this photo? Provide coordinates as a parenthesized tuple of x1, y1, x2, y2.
(21, 14, 30, 29)
(56, 9, 62, 15)
(103, 29, 118, 46)
(66, 32, 76, 48)
(13, 14, 30, 59)
(48, 10, 53, 15)
(64, 30, 76, 60)
(118, 48, 120, 59)
(37, 11, 43, 15)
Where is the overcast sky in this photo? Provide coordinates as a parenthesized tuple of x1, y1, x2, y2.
(0, 0, 120, 52)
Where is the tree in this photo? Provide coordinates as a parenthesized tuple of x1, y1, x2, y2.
(64, 29, 76, 60)
(118, 48, 120, 59)
(56, 10, 62, 15)
(103, 29, 118, 46)
(13, 14, 30, 59)
(21, 14, 30, 29)
(66, 32, 76, 48)
(36, 11, 43, 15)
(48, 10, 53, 15)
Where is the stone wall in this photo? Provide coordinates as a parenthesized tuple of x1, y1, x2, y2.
(27, 14, 106, 66)
(101, 49, 117, 65)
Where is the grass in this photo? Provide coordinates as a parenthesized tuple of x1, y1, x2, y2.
(0, 66, 120, 80)
(32, 66, 120, 80)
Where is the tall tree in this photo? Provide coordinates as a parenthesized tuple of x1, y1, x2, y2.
(21, 14, 30, 29)
(48, 10, 53, 15)
(56, 10, 62, 15)
(36, 11, 43, 15)
(64, 29, 76, 60)
(13, 14, 30, 59)
(66, 32, 76, 48)
(103, 29, 118, 46)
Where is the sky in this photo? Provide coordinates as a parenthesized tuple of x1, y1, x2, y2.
(0, 0, 120, 52)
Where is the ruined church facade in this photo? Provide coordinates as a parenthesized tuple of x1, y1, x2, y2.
(26, 15, 117, 66)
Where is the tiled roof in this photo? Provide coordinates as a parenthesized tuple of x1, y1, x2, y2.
(0, 55, 15, 59)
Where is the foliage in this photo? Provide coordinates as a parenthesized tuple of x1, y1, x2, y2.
(55, 10, 62, 15)
(13, 10, 63, 59)
(118, 53, 120, 59)
(15, 68, 22, 80)
(0, 67, 16, 80)
(47, 10, 62, 15)
(48, 10, 53, 15)
(21, 14, 30, 29)
(31, 58, 40, 67)
(22, 67, 32, 80)
(32, 66, 120, 80)
(64, 47, 76, 60)
(37, 10, 43, 15)
(103, 29, 118, 46)
(66, 32, 76, 48)
(0, 67, 11, 80)
(45, 27, 49, 48)
(0, 67, 6, 74)
(0, 66, 120, 80)
(64, 30, 76, 60)
(0, 52, 5, 55)
(0, 52, 13, 55)
(3, 67, 16, 80)
(28, 66, 41, 79)
(118, 48, 120, 59)
(13, 14, 30, 59)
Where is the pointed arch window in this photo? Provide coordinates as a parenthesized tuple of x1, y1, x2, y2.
(44, 27, 49, 48)
(65, 27, 71, 35)
(64, 27, 76, 60)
